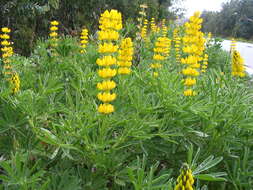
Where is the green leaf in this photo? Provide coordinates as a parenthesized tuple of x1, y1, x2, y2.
(193, 156, 223, 175)
(114, 178, 126, 186)
(195, 174, 227, 182)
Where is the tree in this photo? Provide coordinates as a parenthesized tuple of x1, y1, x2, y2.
(201, 0, 253, 40)
(0, 0, 182, 55)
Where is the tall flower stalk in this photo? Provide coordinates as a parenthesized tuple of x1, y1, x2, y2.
(232, 50, 245, 77)
(118, 38, 133, 75)
(174, 164, 194, 190)
(1, 27, 13, 78)
(1, 27, 20, 94)
(80, 28, 88, 53)
(135, 4, 148, 65)
(150, 18, 157, 33)
(96, 9, 122, 114)
(10, 72, 20, 94)
(161, 19, 168, 37)
(230, 38, 236, 53)
(137, 4, 148, 40)
(201, 53, 209, 73)
(49, 20, 59, 55)
(141, 19, 148, 40)
(151, 37, 171, 77)
(173, 27, 181, 64)
(181, 12, 205, 96)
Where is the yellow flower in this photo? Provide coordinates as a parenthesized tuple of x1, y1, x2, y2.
(1, 27, 11, 33)
(96, 56, 117, 67)
(191, 63, 201, 68)
(98, 68, 117, 78)
(118, 67, 131, 75)
(1, 40, 11, 46)
(181, 55, 198, 65)
(96, 10, 123, 114)
(80, 44, 87, 49)
(80, 28, 88, 53)
(232, 50, 245, 77)
(141, 19, 148, 39)
(151, 18, 156, 32)
(80, 40, 88, 44)
(230, 39, 236, 52)
(183, 89, 197, 96)
(98, 30, 119, 41)
(118, 55, 132, 62)
(80, 36, 88, 40)
(81, 29, 88, 36)
(50, 21, 59, 25)
(118, 37, 133, 75)
(2, 52, 13, 58)
(153, 54, 165, 61)
(97, 92, 116, 102)
(182, 67, 199, 77)
(50, 32, 58, 37)
(50, 26, 58, 31)
(150, 63, 162, 68)
(1, 47, 12, 52)
(97, 80, 116, 91)
(10, 73, 20, 94)
(117, 61, 132, 67)
(0, 34, 10, 39)
(153, 72, 159, 77)
(184, 78, 196, 86)
(98, 103, 115, 114)
(175, 164, 194, 190)
(151, 36, 170, 76)
(98, 43, 118, 53)
(99, 9, 122, 31)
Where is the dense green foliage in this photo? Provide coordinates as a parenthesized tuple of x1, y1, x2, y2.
(0, 0, 180, 55)
(0, 29, 253, 189)
(201, 0, 253, 40)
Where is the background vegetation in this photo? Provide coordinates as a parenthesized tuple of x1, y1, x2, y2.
(0, 0, 182, 56)
(201, 0, 253, 40)
(0, 29, 253, 189)
(0, 1, 253, 189)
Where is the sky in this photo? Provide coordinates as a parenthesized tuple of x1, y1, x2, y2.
(184, 0, 228, 17)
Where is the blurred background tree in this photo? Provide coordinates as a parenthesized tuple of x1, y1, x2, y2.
(0, 0, 183, 55)
(201, 0, 253, 40)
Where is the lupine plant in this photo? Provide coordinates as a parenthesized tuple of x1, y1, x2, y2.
(0, 9, 252, 190)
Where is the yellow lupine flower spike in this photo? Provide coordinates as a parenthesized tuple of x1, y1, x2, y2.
(174, 164, 194, 190)
(96, 9, 122, 114)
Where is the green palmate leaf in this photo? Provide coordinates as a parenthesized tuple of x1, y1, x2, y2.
(38, 128, 59, 145)
(115, 178, 126, 186)
(187, 143, 194, 166)
(193, 156, 223, 175)
(191, 147, 201, 168)
(0, 175, 9, 182)
(195, 173, 227, 182)
(200, 185, 208, 190)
